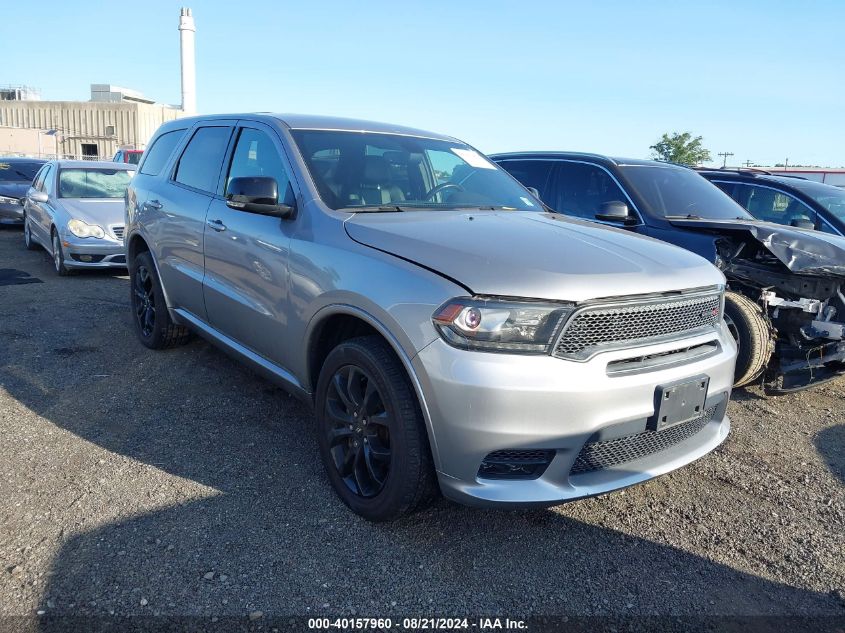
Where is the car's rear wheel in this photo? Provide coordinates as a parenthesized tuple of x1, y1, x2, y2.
(130, 251, 191, 349)
(51, 230, 71, 276)
(724, 290, 773, 387)
(23, 216, 37, 251)
(315, 336, 436, 521)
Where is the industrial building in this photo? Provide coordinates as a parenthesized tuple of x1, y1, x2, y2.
(0, 8, 196, 161)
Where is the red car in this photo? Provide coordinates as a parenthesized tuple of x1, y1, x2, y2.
(112, 149, 143, 165)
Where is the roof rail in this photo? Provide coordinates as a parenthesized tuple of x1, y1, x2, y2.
(693, 166, 773, 176)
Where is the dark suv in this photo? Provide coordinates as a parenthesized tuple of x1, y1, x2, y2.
(491, 152, 845, 393)
(698, 168, 845, 236)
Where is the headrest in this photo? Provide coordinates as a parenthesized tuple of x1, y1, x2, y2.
(362, 156, 390, 183)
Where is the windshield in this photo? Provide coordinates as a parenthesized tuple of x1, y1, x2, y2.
(621, 165, 754, 220)
(58, 168, 133, 199)
(791, 181, 845, 222)
(0, 161, 43, 182)
(290, 130, 539, 212)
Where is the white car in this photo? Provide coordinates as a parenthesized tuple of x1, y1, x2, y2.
(23, 160, 135, 275)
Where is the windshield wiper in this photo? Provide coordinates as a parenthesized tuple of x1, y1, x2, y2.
(665, 214, 703, 220)
(346, 205, 405, 213)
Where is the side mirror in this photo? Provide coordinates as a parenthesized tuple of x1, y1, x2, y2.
(790, 217, 815, 230)
(28, 189, 48, 204)
(226, 177, 294, 218)
(596, 200, 634, 224)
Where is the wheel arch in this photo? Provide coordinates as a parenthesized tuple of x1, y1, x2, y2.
(305, 305, 441, 469)
(126, 232, 174, 312)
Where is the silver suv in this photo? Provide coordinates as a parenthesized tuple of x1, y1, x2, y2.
(126, 114, 737, 521)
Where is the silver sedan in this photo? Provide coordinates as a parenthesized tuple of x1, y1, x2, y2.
(23, 160, 135, 275)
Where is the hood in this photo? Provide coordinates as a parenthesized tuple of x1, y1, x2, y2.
(345, 211, 724, 303)
(668, 218, 845, 276)
(0, 182, 30, 200)
(57, 199, 126, 227)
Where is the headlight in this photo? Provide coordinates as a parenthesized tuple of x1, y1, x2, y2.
(0, 195, 21, 205)
(67, 218, 105, 239)
(433, 297, 573, 354)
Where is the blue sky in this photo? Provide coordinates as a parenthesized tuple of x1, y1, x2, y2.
(4, 0, 844, 166)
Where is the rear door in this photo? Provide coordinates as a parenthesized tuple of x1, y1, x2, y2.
(202, 121, 298, 365)
(142, 123, 234, 321)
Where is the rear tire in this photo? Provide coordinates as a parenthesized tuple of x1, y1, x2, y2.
(315, 335, 436, 521)
(129, 251, 191, 349)
(724, 291, 773, 387)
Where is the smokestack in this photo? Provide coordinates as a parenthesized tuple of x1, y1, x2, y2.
(178, 7, 196, 115)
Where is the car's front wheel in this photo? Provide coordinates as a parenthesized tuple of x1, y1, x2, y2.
(315, 336, 436, 521)
(51, 230, 71, 276)
(23, 215, 37, 251)
(129, 251, 191, 349)
(724, 290, 773, 387)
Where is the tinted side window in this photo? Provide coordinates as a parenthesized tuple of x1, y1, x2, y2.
(734, 184, 816, 226)
(711, 180, 736, 198)
(43, 166, 57, 196)
(139, 129, 186, 176)
(498, 160, 554, 203)
(174, 127, 231, 193)
(32, 166, 48, 191)
(37, 165, 53, 193)
(553, 162, 627, 219)
(225, 128, 290, 199)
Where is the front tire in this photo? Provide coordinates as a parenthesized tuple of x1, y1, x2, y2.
(315, 336, 436, 521)
(51, 230, 71, 276)
(724, 291, 773, 387)
(129, 251, 191, 349)
(23, 216, 37, 251)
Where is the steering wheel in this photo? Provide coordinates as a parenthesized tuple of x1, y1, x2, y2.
(423, 182, 464, 201)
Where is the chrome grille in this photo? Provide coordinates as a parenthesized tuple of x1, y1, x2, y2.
(554, 292, 722, 360)
(570, 406, 717, 475)
(111, 225, 125, 240)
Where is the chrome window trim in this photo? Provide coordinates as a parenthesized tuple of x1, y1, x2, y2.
(495, 157, 645, 226)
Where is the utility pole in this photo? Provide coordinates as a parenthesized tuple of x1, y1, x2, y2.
(718, 151, 734, 168)
(784, 158, 789, 169)
(743, 160, 754, 167)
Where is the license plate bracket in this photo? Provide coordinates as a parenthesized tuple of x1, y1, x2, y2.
(650, 375, 709, 431)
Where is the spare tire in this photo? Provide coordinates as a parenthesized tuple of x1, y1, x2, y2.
(723, 291, 774, 387)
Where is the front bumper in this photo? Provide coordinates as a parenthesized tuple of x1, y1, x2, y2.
(0, 202, 24, 224)
(413, 322, 737, 507)
(59, 232, 126, 269)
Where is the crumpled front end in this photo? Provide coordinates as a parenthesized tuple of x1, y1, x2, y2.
(716, 230, 845, 392)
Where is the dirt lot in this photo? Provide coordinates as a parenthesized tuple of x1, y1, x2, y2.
(0, 226, 843, 624)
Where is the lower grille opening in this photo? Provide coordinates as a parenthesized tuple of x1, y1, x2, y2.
(111, 254, 126, 264)
(570, 406, 717, 475)
(70, 254, 105, 263)
(479, 449, 555, 480)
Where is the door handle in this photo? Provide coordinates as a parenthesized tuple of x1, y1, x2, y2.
(143, 200, 163, 211)
(206, 218, 227, 232)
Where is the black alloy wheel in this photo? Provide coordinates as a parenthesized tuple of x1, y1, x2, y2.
(315, 336, 436, 521)
(133, 263, 156, 338)
(325, 364, 392, 497)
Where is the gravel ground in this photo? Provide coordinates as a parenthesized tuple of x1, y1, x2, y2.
(0, 226, 843, 622)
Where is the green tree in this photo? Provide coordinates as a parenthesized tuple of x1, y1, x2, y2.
(649, 132, 712, 166)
